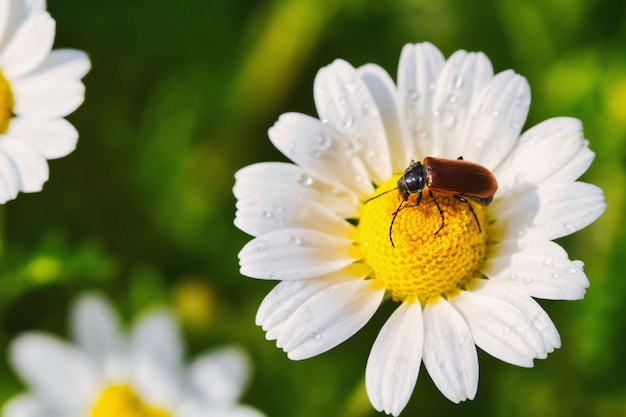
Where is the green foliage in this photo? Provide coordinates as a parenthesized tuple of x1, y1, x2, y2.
(3, 0, 625, 415)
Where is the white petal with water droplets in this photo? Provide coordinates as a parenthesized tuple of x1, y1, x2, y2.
(256, 266, 367, 339)
(358, 63, 407, 173)
(423, 298, 478, 403)
(238, 229, 356, 280)
(277, 279, 384, 360)
(397, 42, 445, 159)
(452, 290, 546, 367)
(235, 190, 354, 238)
(462, 70, 530, 170)
(483, 238, 589, 300)
(495, 117, 591, 195)
(233, 162, 359, 219)
(492, 181, 606, 241)
(366, 302, 423, 417)
(470, 279, 561, 352)
(432, 50, 494, 159)
(314, 59, 391, 184)
(269, 112, 373, 198)
(0, 12, 54, 78)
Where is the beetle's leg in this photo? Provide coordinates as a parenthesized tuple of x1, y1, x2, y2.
(430, 189, 445, 235)
(455, 195, 482, 233)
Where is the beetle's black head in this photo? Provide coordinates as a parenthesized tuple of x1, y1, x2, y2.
(397, 160, 427, 201)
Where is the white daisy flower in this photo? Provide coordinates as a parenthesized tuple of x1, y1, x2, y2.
(234, 42, 606, 415)
(0, 0, 90, 203)
(4, 293, 265, 417)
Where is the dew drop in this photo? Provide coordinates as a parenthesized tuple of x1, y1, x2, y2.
(287, 234, 301, 246)
(564, 267, 577, 275)
(297, 174, 314, 186)
(447, 94, 457, 104)
(404, 89, 421, 102)
(311, 333, 322, 342)
(343, 117, 355, 130)
(317, 133, 331, 150)
(491, 110, 500, 118)
(312, 150, 322, 158)
(516, 94, 531, 107)
(453, 75, 464, 88)
(362, 102, 379, 118)
(564, 223, 577, 233)
(551, 273, 560, 280)
(503, 326, 511, 334)
(523, 276, 533, 285)
(433, 109, 441, 118)
(261, 210, 273, 219)
(542, 258, 553, 267)
(508, 273, 518, 281)
(475, 140, 484, 148)
(429, 83, 436, 91)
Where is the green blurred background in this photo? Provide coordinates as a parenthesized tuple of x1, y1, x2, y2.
(1, 0, 625, 415)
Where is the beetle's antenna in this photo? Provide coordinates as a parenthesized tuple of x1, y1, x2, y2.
(364, 187, 398, 204)
(430, 189, 445, 235)
(389, 200, 404, 248)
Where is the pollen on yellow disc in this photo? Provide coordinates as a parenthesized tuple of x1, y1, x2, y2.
(0, 70, 14, 134)
(358, 175, 488, 305)
(91, 385, 171, 417)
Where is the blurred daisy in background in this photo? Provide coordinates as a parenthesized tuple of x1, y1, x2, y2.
(5, 293, 265, 417)
(0, 0, 90, 203)
(234, 42, 606, 415)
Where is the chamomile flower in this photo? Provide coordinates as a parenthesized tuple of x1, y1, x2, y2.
(234, 42, 606, 415)
(0, 0, 90, 203)
(5, 293, 265, 417)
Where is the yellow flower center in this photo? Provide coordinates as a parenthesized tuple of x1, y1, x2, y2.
(358, 175, 488, 305)
(0, 70, 14, 134)
(91, 385, 171, 417)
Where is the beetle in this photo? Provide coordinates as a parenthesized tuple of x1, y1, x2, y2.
(365, 156, 498, 247)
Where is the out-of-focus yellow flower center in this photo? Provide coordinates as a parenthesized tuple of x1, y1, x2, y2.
(0, 70, 14, 134)
(91, 385, 171, 417)
(358, 175, 488, 305)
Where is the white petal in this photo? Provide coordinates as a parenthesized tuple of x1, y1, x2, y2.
(256, 265, 368, 339)
(235, 190, 354, 238)
(432, 50, 494, 159)
(0, 137, 49, 192)
(0, 145, 20, 202)
(314, 59, 392, 184)
(483, 239, 589, 300)
(542, 142, 595, 186)
(452, 291, 545, 367)
(2, 394, 68, 417)
(70, 293, 122, 362)
(8, 117, 78, 159)
(422, 298, 478, 403)
(0, 0, 9, 49)
(397, 42, 445, 159)
(366, 302, 423, 416)
(22, 49, 91, 81)
(233, 162, 359, 218)
(0, 12, 55, 78)
(470, 279, 561, 352)
(130, 309, 183, 374)
(492, 181, 606, 241)
(358, 63, 407, 172)
(9, 333, 99, 409)
(12, 77, 86, 118)
(494, 117, 591, 195)
(238, 228, 356, 280)
(190, 346, 251, 405)
(461, 70, 530, 170)
(277, 279, 384, 360)
(269, 112, 373, 198)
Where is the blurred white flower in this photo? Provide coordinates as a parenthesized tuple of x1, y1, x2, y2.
(0, 0, 90, 203)
(234, 42, 606, 415)
(5, 293, 265, 417)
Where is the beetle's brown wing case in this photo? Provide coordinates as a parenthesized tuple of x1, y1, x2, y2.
(424, 157, 498, 200)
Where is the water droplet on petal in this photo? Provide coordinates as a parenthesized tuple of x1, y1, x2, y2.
(523, 276, 533, 284)
(343, 117, 355, 130)
(543, 258, 553, 267)
(453, 75, 464, 88)
(508, 273, 518, 281)
(287, 234, 301, 246)
(261, 211, 273, 219)
(564, 223, 577, 233)
(491, 110, 500, 118)
(297, 174, 314, 186)
(503, 326, 511, 334)
(447, 94, 457, 104)
(516, 94, 531, 107)
(429, 83, 436, 91)
(362, 102, 379, 118)
(551, 273, 560, 280)
(475, 140, 484, 148)
(311, 333, 321, 342)
(564, 267, 577, 275)
(317, 133, 331, 150)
